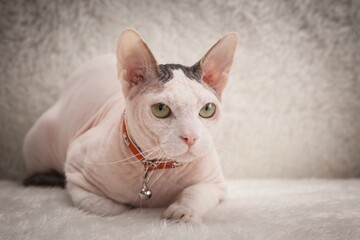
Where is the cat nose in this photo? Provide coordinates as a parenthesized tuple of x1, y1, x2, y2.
(180, 134, 197, 147)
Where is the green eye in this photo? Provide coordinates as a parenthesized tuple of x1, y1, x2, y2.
(199, 103, 216, 118)
(151, 103, 171, 118)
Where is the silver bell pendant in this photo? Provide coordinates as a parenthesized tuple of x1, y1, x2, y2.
(139, 182, 152, 200)
(139, 167, 152, 200)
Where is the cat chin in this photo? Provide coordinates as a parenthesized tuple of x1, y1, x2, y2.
(168, 151, 204, 163)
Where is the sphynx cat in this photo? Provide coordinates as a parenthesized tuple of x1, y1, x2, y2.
(23, 29, 238, 223)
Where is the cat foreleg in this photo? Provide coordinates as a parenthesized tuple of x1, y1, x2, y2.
(162, 183, 226, 223)
(67, 182, 129, 216)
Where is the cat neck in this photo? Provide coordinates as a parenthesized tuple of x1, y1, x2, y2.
(121, 110, 161, 161)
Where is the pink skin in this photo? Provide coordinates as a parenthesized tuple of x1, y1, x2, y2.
(23, 29, 238, 222)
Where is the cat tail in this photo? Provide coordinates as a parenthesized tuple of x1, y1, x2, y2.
(23, 170, 66, 188)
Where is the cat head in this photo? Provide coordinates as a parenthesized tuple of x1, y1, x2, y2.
(116, 29, 238, 163)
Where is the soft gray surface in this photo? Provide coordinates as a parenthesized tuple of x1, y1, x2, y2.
(1, 179, 359, 240)
(1, 0, 360, 180)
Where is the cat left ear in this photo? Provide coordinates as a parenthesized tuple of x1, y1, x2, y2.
(116, 29, 158, 96)
(199, 33, 239, 97)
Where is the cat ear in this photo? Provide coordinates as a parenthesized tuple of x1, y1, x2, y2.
(116, 29, 158, 96)
(199, 33, 239, 97)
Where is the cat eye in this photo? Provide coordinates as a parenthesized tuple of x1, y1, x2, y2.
(151, 103, 171, 118)
(199, 103, 216, 118)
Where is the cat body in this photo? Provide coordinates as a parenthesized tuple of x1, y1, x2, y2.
(23, 30, 238, 222)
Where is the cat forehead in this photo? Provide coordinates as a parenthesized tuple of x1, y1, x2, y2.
(154, 70, 216, 104)
(157, 63, 202, 83)
(129, 63, 202, 98)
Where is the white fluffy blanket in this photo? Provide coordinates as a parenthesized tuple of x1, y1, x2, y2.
(1, 180, 359, 240)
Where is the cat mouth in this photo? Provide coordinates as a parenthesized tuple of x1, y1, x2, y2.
(167, 151, 197, 162)
(155, 145, 198, 162)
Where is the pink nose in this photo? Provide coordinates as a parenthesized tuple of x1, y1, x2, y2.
(180, 134, 197, 146)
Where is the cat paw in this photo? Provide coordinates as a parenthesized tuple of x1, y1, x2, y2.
(162, 203, 202, 223)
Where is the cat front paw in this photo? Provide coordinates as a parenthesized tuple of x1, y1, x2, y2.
(162, 203, 202, 223)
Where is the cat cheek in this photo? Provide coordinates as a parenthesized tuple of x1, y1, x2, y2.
(193, 136, 213, 156)
(199, 122, 216, 137)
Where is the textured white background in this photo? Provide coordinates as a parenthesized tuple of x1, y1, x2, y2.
(1, 0, 359, 180)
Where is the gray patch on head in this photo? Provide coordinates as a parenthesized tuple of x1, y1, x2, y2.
(157, 62, 202, 83)
(128, 62, 202, 99)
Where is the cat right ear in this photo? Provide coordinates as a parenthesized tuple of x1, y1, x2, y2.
(116, 29, 158, 97)
(199, 33, 239, 98)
